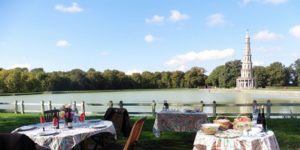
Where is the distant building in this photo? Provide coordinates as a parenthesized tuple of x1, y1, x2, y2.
(236, 31, 256, 89)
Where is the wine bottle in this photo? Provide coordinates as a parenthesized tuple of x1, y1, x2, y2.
(53, 112, 59, 129)
(256, 107, 262, 124)
(261, 105, 266, 131)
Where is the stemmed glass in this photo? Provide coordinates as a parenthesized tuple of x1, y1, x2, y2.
(79, 113, 85, 126)
(39, 115, 45, 131)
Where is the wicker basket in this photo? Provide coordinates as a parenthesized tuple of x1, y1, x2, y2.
(213, 116, 232, 130)
(233, 115, 252, 131)
(201, 123, 219, 135)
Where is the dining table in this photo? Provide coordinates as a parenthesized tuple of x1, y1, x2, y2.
(153, 110, 208, 137)
(12, 119, 116, 150)
(193, 130, 280, 150)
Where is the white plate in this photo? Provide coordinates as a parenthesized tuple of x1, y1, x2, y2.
(39, 130, 59, 136)
(19, 125, 36, 131)
(90, 124, 106, 129)
(88, 119, 101, 124)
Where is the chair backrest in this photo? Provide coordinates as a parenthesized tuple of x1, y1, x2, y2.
(43, 109, 60, 122)
(104, 108, 131, 137)
(0, 133, 36, 150)
(123, 117, 146, 150)
(110, 110, 124, 135)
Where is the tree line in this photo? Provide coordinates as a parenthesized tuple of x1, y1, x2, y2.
(206, 58, 300, 88)
(0, 58, 299, 93)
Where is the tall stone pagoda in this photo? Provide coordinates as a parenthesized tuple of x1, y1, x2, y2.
(236, 31, 256, 89)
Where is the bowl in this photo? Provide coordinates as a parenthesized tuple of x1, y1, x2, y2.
(201, 123, 220, 135)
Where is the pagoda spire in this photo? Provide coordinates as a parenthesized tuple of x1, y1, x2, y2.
(244, 30, 251, 55)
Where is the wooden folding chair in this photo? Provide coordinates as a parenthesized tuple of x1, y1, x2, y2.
(101, 117, 146, 150)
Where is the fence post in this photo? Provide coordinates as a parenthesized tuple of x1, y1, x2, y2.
(81, 101, 85, 114)
(21, 100, 25, 114)
(41, 100, 45, 114)
(14, 100, 18, 114)
(213, 101, 216, 117)
(199, 100, 204, 112)
(252, 100, 258, 113)
(119, 101, 123, 108)
(266, 100, 271, 119)
(48, 101, 52, 110)
(108, 101, 113, 108)
(152, 100, 156, 117)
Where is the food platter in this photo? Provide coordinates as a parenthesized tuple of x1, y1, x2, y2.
(215, 129, 242, 138)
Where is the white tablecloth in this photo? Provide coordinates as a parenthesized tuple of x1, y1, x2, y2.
(12, 119, 116, 150)
(193, 130, 280, 150)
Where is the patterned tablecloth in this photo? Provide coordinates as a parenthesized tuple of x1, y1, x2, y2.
(153, 111, 208, 137)
(193, 130, 280, 150)
(12, 119, 116, 150)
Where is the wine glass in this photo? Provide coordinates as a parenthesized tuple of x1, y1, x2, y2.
(52, 117, 58, 129)
(79, 113, 85, 126)
(39, 115, 45, 131)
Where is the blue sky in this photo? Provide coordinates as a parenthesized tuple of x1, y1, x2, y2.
(0, 0, 299, 75)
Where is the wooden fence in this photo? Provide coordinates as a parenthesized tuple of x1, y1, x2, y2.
(0, 100, 300, 118)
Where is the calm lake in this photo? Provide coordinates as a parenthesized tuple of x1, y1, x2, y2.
(1, 89, 300, 114)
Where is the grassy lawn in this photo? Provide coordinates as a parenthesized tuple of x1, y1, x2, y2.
(1, 113, 300, 150)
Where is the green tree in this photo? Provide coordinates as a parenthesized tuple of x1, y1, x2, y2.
(131, 73, 143, 88)
(206, 65, 225, 87)
(184, 67, 207, 88)
(141, 71, 156, 88)
(293, 58, 300, 85)
(171, 71, 185, 88)
(219, 60, 242, 88)
(102, 69, 130, 89)
(253, 66, 268, 88)
(267, 62, 288, 86)
(69, 69, 89, 90)
(3, 69, 28, 93)
(45, 72, 71, 91)
(161, 72, 172, 88)
(86, 68, 105, 90)
(153, 72, 162, 88)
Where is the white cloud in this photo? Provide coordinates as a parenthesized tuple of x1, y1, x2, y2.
(177, 65, 187, 71)
(55, 3, 83, 13)
(145, 15, 165, 24)
(7, 64, 31, 69)
(165, 48, 235, 66)
(169, 10, 189, 22)
(253, 60, 265, 66)
(207, 13, 225, 27)
(241, 0, 288, 5)
(289, 25, 300, 38)
(253, 30, 284, 41)
(100, 51, 109, 56)
(263, 0, 288, 4)
(125, 69, 142, 75)
(56, 40, 71, 47)
(144, 34, 155, 43)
